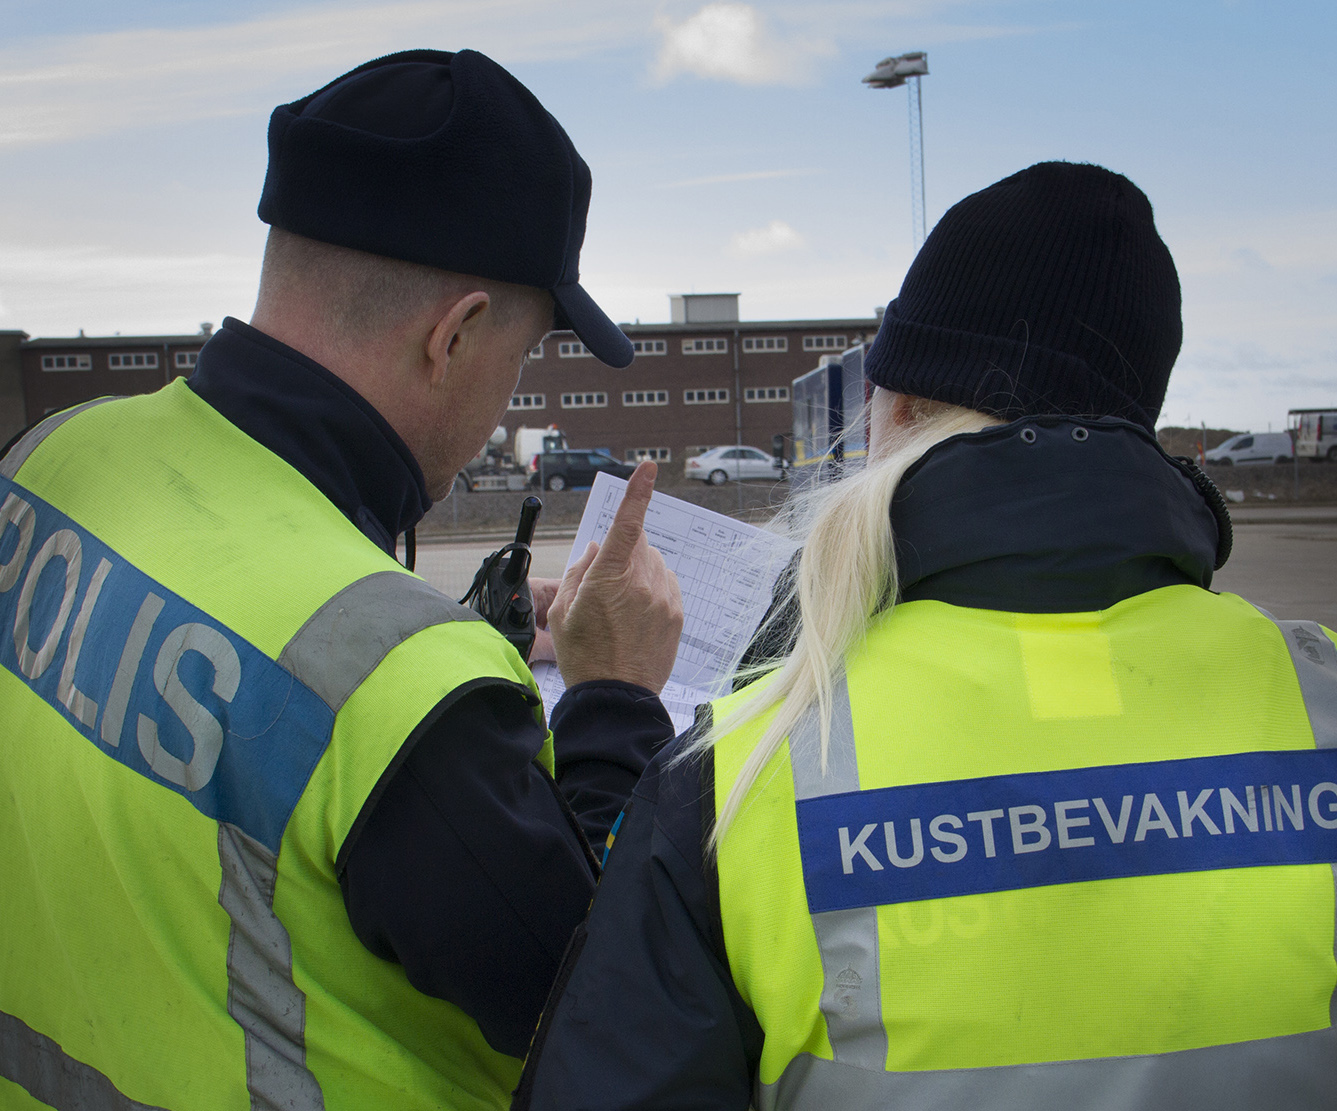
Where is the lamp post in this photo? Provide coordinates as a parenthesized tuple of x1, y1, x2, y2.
(863, 51, 929, 249)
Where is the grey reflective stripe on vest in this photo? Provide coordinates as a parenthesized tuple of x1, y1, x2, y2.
(0, 1009, 170, 1111)
(278, 569, 482, 712)
(757, 1025, 1337, 1111)
(207, 569, 478, 1109)
(788, 670, 889, 1073)
(0, 398, 116, 479)
(1269, 618, 1337, 751)
(219, 823, 324, 1111)
(1266, 616, 1337, 1026)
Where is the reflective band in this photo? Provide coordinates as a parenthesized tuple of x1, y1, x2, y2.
(0, 398, 115, 479)
(758, 1025, 1337, 1111)
(789, 672, 889, 1073)
(1270, 619, 1337, 751)
(279, 570, 481, 713)
(0, 1009, 168, 1111)
(1266, 616, 1337, 1024)
(789, 676, 859, 799)
(217, 823, 325, 1111)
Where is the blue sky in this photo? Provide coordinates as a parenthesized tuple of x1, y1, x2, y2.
(1, 0, 1332, 431)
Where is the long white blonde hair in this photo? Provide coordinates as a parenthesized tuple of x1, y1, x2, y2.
(687, 395, 1002, 851)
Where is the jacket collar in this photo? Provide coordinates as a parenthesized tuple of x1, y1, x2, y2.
(891, 416, 1226, 613)
(187, 317, 429, 554)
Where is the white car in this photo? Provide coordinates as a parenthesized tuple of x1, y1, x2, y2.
(1204, 432, 1294, 465)
(685, 445, 786, 484)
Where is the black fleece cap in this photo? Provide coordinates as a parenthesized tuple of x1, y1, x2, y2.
(864, 161, 1181, 430)
(258, 49, 633, 368)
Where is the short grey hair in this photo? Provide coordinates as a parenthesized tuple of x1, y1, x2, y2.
(257, 228, 548, 341)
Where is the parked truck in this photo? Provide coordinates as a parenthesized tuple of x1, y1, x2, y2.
(1288, 408, 1337, 462)
(457, 424, 567, 491)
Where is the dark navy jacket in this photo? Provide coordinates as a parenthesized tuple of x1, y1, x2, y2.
(513, 418, 1229, 1109)
(189, 318, 674, 1059)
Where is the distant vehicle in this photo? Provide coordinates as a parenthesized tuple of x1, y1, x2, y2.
(1288, 408, 1337, 462)
(790, 345, 871, 489)
(685, 445, 787, 485)
(1204, 432, 1294, 466)
(457, 424, 566, 491)
(514, 425, 567, 471)
(529, 449, 635, 491)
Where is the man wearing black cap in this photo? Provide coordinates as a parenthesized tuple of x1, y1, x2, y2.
(0, 50, 680, 1110)
(513, 162, 1337, 1109)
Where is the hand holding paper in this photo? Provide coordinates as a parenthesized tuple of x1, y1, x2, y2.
(547, 461, 684, 692)
(533, 471, 800, 734)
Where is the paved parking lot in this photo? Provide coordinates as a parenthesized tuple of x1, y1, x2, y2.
(1210, 508, 1337, 628)
(412, 506, 1337, 632)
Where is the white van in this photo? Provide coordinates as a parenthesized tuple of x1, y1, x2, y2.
(1204, 432, 1294, 466)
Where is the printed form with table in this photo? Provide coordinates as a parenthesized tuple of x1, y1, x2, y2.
(532, 472, 799, 735)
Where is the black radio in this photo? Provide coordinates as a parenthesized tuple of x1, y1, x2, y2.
(461, 496, 543, 662)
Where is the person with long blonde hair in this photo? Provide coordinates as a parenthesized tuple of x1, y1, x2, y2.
(513, 162, 1337, 1110)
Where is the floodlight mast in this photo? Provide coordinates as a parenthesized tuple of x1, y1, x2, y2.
(863, 51, 929, 248)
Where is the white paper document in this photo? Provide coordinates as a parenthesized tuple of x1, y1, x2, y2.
(532, 472, 799, 735)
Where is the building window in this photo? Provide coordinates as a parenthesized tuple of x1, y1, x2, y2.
(682, 338, 728, 355)
(745, 386, 790, 403)
(509, 394, 546, 410)
(558, 341, 593, 358)
(40, 354, 92, 371)
(631, 339, 667, 356)
(108, 352, 159, 369)
(174, 351, 199, 369)
(622, 390, 669, 407)
(686, 445, 718, 457)
(528, 342, 545, 359)
(561, 392, 607, 408)
(626, 447, 671, 462)
(684, 388, 729, 404)
(803, 334, 847, 351)
(743, 336, 788, 353)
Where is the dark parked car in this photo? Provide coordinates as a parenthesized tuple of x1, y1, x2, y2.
(528, 449, 636, 491)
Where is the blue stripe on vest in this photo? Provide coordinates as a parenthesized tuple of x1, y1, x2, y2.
(0, 476, 333, 853)
(797, 750, 1337, 912)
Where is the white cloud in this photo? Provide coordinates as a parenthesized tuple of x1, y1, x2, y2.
(651, 3, 833, 86)
(1230, 246, 1271, 272)
(0, 244, 261, 336)
(0, 1, 642, 148)
(729, 219, 804, 256)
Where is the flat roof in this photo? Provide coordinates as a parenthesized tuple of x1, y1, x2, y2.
(614, 318, 881, 334)
(22, 334, 209, 349)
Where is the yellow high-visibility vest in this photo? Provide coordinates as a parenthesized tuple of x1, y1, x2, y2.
(0, 382, 551, 1111)
(714, 589, 1337, 1109)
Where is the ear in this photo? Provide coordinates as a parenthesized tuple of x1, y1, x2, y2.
(890, 391, 919, 427)
(424, 290, 491, 389)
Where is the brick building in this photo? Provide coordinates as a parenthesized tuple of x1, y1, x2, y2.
(507, 294, 880, 474)
(2, 327, 214, 438)
(1, 296, 882, 475)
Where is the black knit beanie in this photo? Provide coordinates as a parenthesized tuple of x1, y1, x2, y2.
(863, 161, 1181, 430)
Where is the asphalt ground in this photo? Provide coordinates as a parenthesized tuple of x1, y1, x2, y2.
(411, 506, 1337, 631)
(1211, 507, 1337, 628)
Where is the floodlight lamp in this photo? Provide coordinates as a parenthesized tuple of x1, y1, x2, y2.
(862, 51, 929, 88)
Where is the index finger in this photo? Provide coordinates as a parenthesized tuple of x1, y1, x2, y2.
(596, 461, 657, 563)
